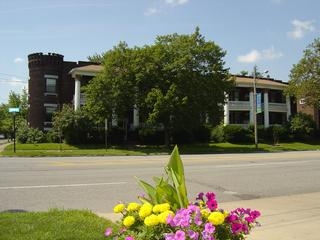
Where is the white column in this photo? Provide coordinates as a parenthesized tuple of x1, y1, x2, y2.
(264, 91, 269, 128)
(286, 96, 291, 120)
(112, 110, 118, 126)
(223, 94, 229, 125)
(249, 91, 254, 124)
(74, 77, 81, 111)
(133, 105, 139, 128)
(223, 103, 229, 125)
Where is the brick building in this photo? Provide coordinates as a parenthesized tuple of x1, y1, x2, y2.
(28, 52, 319, 131)
(28, 52, 98, 130)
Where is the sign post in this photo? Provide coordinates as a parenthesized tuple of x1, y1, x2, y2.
(9, 108, 20, 153)
(105, 118, 108, 149)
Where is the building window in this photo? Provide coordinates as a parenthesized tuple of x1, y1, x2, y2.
(299, 98, 306, 105)
(229, 87, 250, 101)
(229, 111, 250, 124)
(269, 112, 286, 125)
(45, 105, 57, 122)
(269, 90, 285, 103)
(46, 78, 56, 93)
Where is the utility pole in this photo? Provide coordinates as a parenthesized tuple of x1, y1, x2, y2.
(253, 65, 258, 149)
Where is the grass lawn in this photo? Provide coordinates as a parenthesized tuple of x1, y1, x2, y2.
(0, 209, 115, 240)
(1, 141, 320, 157)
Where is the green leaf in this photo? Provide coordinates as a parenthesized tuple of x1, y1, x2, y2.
(135, 177, 157, 204)
(166, 145, 188, 208)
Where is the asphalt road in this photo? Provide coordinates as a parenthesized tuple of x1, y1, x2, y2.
(0, 151, 320, 213)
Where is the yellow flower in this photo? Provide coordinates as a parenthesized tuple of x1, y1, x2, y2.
(113, 203, 125, 214)
(208, 211, 225, 225)
(223, 210, 229, 218)
(158, 210, 174, 224)
(123, 216, 135, 228)
(127, 202, 140, 212)
(153, 203, 170, 213)
(201, 209, 210, 217)
(144, 214, 159, 226)
(139, 203, 153, 219)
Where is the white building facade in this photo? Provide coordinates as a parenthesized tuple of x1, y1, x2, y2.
(224, 76, 291, 128)
(69, 67, 291, 129)
(69, 65, 140, 129)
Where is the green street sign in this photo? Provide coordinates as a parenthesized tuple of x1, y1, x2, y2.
(9, 107, 20, 113)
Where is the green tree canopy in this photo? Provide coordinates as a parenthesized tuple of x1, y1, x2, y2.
(85, 28, 233, 144)
(286, 38, 320, 107)
(0, 89, 28, 137)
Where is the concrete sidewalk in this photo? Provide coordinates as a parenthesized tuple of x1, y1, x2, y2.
(220, 192, 320, 240)
(0, 139, 9, 152)
(98, 192, 320, 240)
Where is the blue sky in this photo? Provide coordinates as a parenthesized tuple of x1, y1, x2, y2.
(0, 0, 319, 104)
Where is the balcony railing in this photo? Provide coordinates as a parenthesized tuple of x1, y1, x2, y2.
(268, 103, 287, 112)
(228, 101, 250, 111)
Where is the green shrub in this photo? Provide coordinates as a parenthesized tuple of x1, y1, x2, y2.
(138, 127, 165, 145)
(108, 126, 125, 145)
(211, 124, 225, 143)
(193, 125, 211, 143)
(289, 113, 316, 141)
(16, 125, 45, 144)
(172, 128, 194, 144)
(45, 129, 61, 143)
(223, 125, 253, 143)
(268, 125, 289, 144)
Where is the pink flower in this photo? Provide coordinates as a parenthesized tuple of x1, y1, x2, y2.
(175, 230, 186, 240)
(104, 227, 112, 236)
(196, 192, 204, 201)
(165, 233, 175, 240)
(250, 210, 261, 219)
(188, 230, 199, 240)
(231, 222, 244, 234)
(125, 236, 135, 240)
(204, 222, 215, 234)
(206, 199, 218, 211)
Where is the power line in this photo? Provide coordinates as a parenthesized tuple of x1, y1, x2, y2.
(0, 77, 27, 83)
(0, 72, 27, 79)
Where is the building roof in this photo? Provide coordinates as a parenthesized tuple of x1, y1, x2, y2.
(69, 64, 103, 78)
(234, 76, 288, 90)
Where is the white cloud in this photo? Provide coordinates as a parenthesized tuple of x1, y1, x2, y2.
(144, 7, 158, 16)
(237, 50, 261, 63)
(14, 57, 24, 63)
(165, 0, 189, 6)
(237, 46, 283, 63)
(287, 19, 315, 39)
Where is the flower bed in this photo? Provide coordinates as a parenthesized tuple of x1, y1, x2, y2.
(104, 146, 260, 240)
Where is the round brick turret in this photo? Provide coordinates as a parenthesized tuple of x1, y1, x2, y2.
(28, 52, 64, 130)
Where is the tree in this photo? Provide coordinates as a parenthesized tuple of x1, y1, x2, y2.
(0, 89, 28, 138)
(85, 28, 233, 144)
(286, 38, 320, 107)
(239, 70, 249, 76)
(85, 42, 139, 124)
(52, 105, 103, 144)
(289, 112, 316, 140)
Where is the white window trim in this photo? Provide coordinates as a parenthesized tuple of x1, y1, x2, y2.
(44, 103, 58, 107)
(44, 74, 58, 79)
